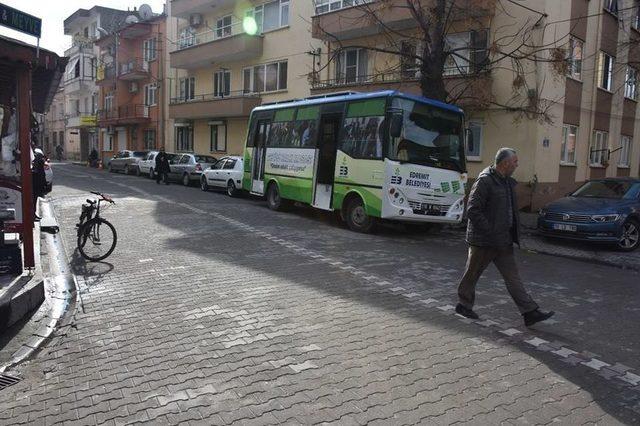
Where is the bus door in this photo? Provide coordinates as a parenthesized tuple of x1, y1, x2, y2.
(251, 120, 270, 195)
(313, 113, 341, 210)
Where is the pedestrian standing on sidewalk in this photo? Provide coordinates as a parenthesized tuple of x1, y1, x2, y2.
(155, 147, 170, 185)
(455, 147, 554, 327)
(32, 148, 47, 221)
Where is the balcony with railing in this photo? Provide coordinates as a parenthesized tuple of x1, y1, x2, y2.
(312, 0, 496, 41)
(96, 65, 116, 86)
(98, 104, 150, 125)
(171, 0, 236, 19)
(169, 90, 261, 119)
(119, 58, 150, 80)
(170, 22, 263, 70)
(64, 41, 94, 58)
(310, 70, 492, 108)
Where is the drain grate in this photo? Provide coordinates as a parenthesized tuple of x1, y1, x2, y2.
(0, 374, 21, 391)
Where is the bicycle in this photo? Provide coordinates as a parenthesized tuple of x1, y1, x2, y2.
(76, 191, 117, 261)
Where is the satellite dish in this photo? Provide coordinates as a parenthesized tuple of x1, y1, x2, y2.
(125, 15, 139, 24)
(139, 4, 154, 20)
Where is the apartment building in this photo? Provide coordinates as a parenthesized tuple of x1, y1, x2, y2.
(43, 88, 66, 158)
(167, 0, 319, 156)
(95, 8, 169, 163)
(62, 6, 136, 161)
(310, 0, 640, 209)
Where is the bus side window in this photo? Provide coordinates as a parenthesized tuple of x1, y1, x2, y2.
(340, 99, 386, 159)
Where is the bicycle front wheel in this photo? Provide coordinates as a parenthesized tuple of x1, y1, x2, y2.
(77, 218, 117, 261)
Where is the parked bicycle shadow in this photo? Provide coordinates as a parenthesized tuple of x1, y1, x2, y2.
(69, 249, 114, 294)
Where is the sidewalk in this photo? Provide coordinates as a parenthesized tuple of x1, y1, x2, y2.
(519, 213, 639, 272)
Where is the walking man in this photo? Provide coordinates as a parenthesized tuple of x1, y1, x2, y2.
(456, 148, 554, 327)
(155, 147, 170, 185)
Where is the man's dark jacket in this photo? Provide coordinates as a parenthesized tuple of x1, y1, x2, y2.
(155, 152, 170, 173)
(465, 166, 520, 247)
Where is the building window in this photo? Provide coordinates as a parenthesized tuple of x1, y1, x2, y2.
(104, 93, 113, 111)
(143, 38, 157, 61)
(444, 32, 476, 75)
(216, 15, 233, 38)
(597, 52, 614, 91)
(315, 0, 370, 15)
(243, 61, 287, 93)
(400, 41, 420, 79)
(466, 121, 483, 160)
(144, 84, 157, 106)
(245, 0, 289, 33)
(210, 123, 227, 152)
(52, 131, 57, 146)
(143, 130, 156, 150)
(590, 130, 609, 166)
(604, 0, 618, 15)
(634, 0, 640, 30)
(561, 124, 578, 165)
(178, 27, 196, 49)
(618, 135, 632, 167)
(179, 77, 195, 101)
(625, 67, 638, 100)
(567, 37, 583, 81)
(103, 134, 113, 151)
(335, 48, 367, 83)
(214, 70, 231, 97)
(175, 126, 194, 151)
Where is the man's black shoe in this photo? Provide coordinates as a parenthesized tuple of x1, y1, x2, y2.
(455, 303, 479, 320)
(523, 309, 555, 327)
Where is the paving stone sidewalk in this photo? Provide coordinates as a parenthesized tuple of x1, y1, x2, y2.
(0, 166, 639, 425)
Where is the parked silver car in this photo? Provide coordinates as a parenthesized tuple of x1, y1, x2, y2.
(108, 150, 148, 175)
(168, 153, 218, 186)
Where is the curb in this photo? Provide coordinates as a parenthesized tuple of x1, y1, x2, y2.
(0, 199, 78, 373)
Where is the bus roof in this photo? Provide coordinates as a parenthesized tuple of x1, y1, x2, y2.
(252, 90, 464, 115)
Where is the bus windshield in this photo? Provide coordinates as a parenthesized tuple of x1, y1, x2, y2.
(388, 97, 465, 172)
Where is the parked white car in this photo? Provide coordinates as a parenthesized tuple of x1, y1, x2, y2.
(137, 151, 177, 179)
(200, 156, 244, 197)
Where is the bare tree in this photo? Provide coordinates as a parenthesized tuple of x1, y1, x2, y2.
(311, 0, 596, 123)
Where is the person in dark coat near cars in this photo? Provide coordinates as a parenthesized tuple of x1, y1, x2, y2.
(456, 147, 554, 327)
(155, 147, 171, 185)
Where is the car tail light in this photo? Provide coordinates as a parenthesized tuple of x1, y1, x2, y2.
(195, 163, 202, 172)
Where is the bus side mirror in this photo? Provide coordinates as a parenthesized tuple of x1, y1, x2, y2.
(390, 114, 403, 138)
(465, 128, 474, 153)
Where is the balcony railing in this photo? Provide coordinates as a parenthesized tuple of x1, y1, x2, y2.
(176, 21, 248, 51)
(170, 89, 257, 104)
(119, 58, 149, 77)
(98, 105, 150, 122)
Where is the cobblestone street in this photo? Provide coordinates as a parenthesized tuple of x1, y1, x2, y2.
(1, 164, 640, 425)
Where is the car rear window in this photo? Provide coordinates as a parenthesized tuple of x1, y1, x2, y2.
(133, 151, 148, 158)
(195, 155, 217, 163)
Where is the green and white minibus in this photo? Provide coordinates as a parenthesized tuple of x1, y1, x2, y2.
(242, 90, 470, 232)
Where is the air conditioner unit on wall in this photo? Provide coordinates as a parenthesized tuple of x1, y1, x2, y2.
(129, 82, 138, 93)
(190, 14, 202, 27)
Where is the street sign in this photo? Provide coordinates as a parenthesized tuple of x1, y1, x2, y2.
(0, 3, 41, 38)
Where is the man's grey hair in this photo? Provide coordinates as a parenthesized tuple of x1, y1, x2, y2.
(495, 147, 517, 165)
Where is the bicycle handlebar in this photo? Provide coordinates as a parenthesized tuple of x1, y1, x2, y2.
(89, 191, 115, 204)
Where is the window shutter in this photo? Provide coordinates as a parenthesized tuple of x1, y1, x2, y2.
(357, 49, 368, 81)
(471, 30, 488, 73)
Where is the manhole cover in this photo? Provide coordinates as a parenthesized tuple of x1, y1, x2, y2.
(0, 374, 21, 391)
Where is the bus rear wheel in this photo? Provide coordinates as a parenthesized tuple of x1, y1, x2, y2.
(266, 183, 289, 211)
(345, 196, 375, 233)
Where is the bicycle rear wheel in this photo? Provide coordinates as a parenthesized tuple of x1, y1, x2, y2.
(77, 218, 117, 261)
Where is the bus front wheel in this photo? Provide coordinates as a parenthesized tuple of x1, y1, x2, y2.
(266, 183, 289, 211)
(345, 197, 375, 233)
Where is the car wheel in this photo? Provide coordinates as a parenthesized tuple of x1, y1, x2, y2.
(124, 165, 130, 175)
(345, 196, 375, 233)
(182, 173, 190, 187)
(149, 168, 155, 179)
(617, 218, 640, 251)
(266, 182, 288, 211)
(201, 176, 209, 191)
(227, 180, 238, 197)
(108, 163, 113, 173)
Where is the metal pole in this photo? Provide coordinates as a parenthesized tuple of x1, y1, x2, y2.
(17, 65, 35, 268)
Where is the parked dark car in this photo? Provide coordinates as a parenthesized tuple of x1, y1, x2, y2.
(537, 178, 640, 251)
